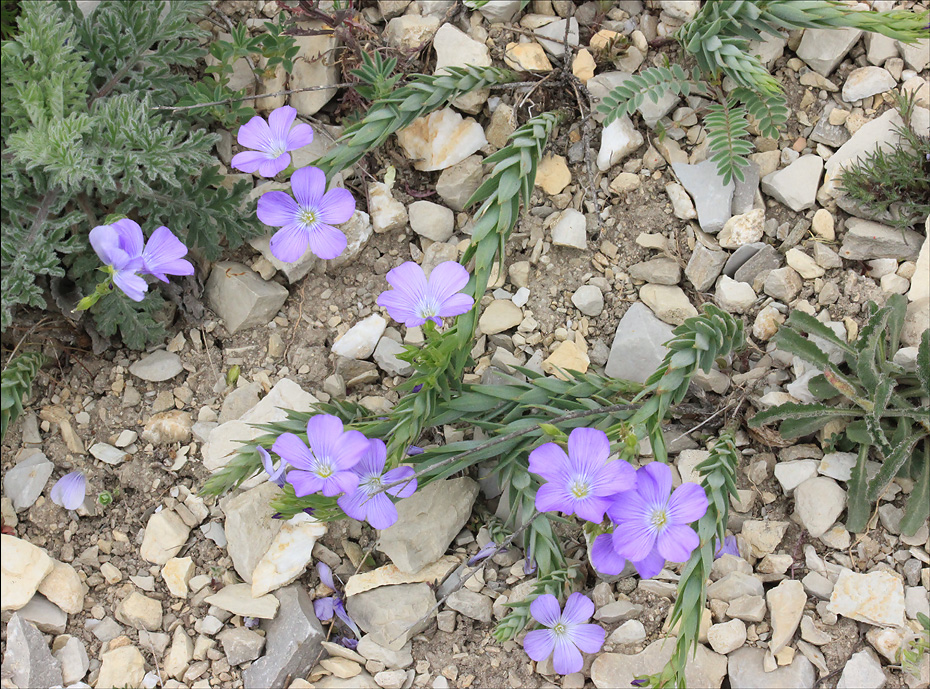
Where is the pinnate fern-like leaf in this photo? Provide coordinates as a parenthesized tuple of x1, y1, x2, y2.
(596, 65, 696, 126)
(704, 96, 753, 185)
(730, 86, 789, 139)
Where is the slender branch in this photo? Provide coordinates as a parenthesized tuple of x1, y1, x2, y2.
(151, 83, 353, 111)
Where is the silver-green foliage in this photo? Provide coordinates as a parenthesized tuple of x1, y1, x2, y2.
(1, 0, 260, 345)
(0, 351, 45, 441)
(750, 295, 930, 536)
(596, 0, 927, 185)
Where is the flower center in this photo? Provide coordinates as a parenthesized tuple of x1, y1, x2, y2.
(298, 208, 318, 227)
(650, 508, 668, 530)
(270, 144, 287, 158)
(417, 296, 441, 319)
(314, 457, 335, 479)
(569, 478, 591, 500)
(552, 622, 568, 637)
(362, 475, 383, 495)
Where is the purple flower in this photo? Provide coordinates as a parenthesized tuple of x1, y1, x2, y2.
(406, 445, 424, 456)
(257, 447, 286, 487)
(529, 427, 636, 523)
(257, 166, 355, 262)
(89, 220, 193, 301)
(314, 562, 362, 639)
(589, 533, 667, 579)
(376, 261, 475, 327)
(141, 226, 194, 283)
(50, 471, 86, 510)
(468, 540, 498, 566)
(336, 439, 417, 529)
(607, 462, 708, 565)
(714, 534, 740, 559)
(272, 414, 369, 498)
(523, 593, 604, 675)
(231, 105, 314, 178)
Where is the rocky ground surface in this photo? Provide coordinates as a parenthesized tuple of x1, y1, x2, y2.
(2, 0, 930, 688)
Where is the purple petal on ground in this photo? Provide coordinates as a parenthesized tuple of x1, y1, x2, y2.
(317, 561, 336, 590)
(632, 548, 666, 579)
(637, 462, 673, 510)
(333, 599, 363, 639)
(287, 470, 324, 497)
(142, 226, 193, 281)
(337, 489, 368, 522)
(426, 261, 469, 304)
(50, 472, 86, 510)
(362, 493, 398, 529)
(570, 623, 606, 654)
(383, 466, 416, 498)
(272, 432, 315, 470)
(561, 592, 594, 624)
(113, 269, 148, 302)
(611, 519, 657, 563)
(258, 153, 291, 178)
(267, 105, 297, 145)
(590, 533, 627, 575)
(231, 150, 271, 173)
(270, 224, 311, 264)
(567, 427, 610, 472)
(112, 219, 145, 258)
(436, 292, 475, 318)
(314, 596, 335, 621)
(237, 115, 273, 150)
(285, 122, 314, 151)
(308, 223, 347, 260)
(523, 628, 555, 663)
(377, 290, 423, 327)
(666, 482, 709, 525)
(331, 429, 369, 470)
(552, 636, 583, 675)
(535, 481, 573, 514)
(530, 594, 562, 627)
(291, 166, 327, 208)
(318, 187, 356, 225)
(257, 191, 299, 227)
(528, 442, 572, 483)
(714, 535, 740, 559)
(656, 524, 700, 563)
(572, 495, 610, 524)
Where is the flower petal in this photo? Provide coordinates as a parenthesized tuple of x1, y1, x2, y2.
(112, 218, 145, 259)
(362, 493, 398, 529)
(656, 524, 700, 563)
(287, 469, 323, 497)
(321, 470, 359, 497)
(314, 596, 335, 621)
(530, 594, 562, 627)
(257, 191, 300, 227)
(357, 439, 388, 477)
(523, 629, 555, 663)
(337, 489, 368, 522)
(426, 261, 470, 305)
(308, 223, 347, 260)
(89, 224, 120, 266)
(528, 443, 572, 483)
(237, 115, 273, 151)
(113, 269, 148, 302)
(436, 292, 474, 319)
(567, 427, 611, 475)
(331, 429, 369, 471)
(666, 482, 709, 526)
(306, 415, 346, 462)
(50, 472, 86, 510)
(572, 495, 610, 524)
(606, 489, 648, 525)
(552, 636, 583, 675)
(142, 226, 193, 281)
(317, 187, 356, 226)
(383, 466, 417, 498)
(231, 150, 272, 174)
(590, 533, 627, 576)
(267, 105, 297, 146)
(590, 458, 637, 498)
(632, 547, 666, 579)
(611, 519, 657, 563)
(570, 623, 605, 654)
(270, 224, 311, 264)
(377, 290, 423, 327)
(317, 562, 336, 590)
(384, 262, 428, 309)
(535, 481, 573, 515)
(637, 462, 673, 510)
(291, 166, 327, 209)
(561, 592, 594, 625)
(285, 122, 314, 151)
(272, 432, 314, 470)
(258, 153, 291, 178)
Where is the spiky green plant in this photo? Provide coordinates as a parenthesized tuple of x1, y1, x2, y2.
(750, 296, 930, 536)
(1, 351, 45, 441)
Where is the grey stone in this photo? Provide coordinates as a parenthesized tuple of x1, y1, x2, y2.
(592, 640, 726, 689)
(796, 27, 863, 76)
(552, 209, 588, 249)
(733, 244, 782, 284)
(129, 349, 182, 382)
(604, 303, 675, 384)
(206, 261, 288, 334)
(445, 589, 492, 623)
(88, 616, 122, 642)
(763, 267, 802, 302)
(373, 337, 414, 377)
(843, 66, 896, 103)
(18, 593, 67, 634)
(839, 219, 923, 261)
(707, 572, 764, 602)
(218, 627, 265, 666)
(347, 583, 436, 650)
(409, 201, 454, 242)
(724, 242, 765, 278)
(761, 155, 823, 212)
(219, 382, 262, 423)
(795, 477, 847, 538)
(221, 482, 283, 583)
(436, 155, 484, 211)
(811, 107, 851, 148)
(726, 595, 767, 623)
(534, 17, 579, 57)
(54, 636, 89, 685)
(686, 244, 728, 291)
(672, 160, 734, 233)
(571, 285, 604, 316)
(731, 161, 760, 215)
(728, 646, 815, 689)
(379, 478, 478, 573)
(356, 635, 413, 669)
(89, 442, 127, 465)
(593, 600, 643, 624)
(242, 585, 325, 689)
(837, 649, 886, 689)
(629, 257, 681, 285)
(4, 451, 53, 512)
(597, 115, 644, 171)
(0, 614, 63, 689)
